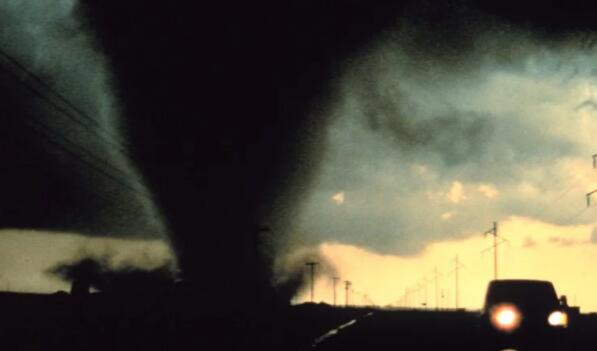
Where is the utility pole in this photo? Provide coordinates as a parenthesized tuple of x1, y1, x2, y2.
(305, 262, 318, 302)
(587, 190, 597, 207)
(423, 279, 428, 308)
(587, 152, 597, 210)
(484, 222, 499, 280)
(451, 255, 465, 309)
(434, 267, 441, 309)
(332, 277, 340, 306)
(344, 281, 352, 307)
(422, 275, 432, 309)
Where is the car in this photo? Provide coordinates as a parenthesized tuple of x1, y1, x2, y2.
(479, 279, 570, 351)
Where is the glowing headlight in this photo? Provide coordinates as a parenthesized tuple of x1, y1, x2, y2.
(548, 311, 568, 327)
(490, 303, 522, 332)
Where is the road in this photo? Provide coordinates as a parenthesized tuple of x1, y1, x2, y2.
(310, 309, 597, 351)
(311, 309, 483, 350)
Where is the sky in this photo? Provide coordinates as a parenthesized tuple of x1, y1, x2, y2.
(0, 0, 174, 291)
(0, 229, 174, 293)
(293, 217, 597, 311)
(286, 17, 597, 311)
(0, 0, 167, 240)
(3, 0, 597, 315)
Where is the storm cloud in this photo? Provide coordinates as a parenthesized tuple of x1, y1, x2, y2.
(0, 0, 167, 239)
(0, 1, 174, 292)
(293, 13, 597, 255)
(274, 245, 339, 302)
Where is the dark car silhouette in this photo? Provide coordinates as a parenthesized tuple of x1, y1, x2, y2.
(479, 279, 570, 351)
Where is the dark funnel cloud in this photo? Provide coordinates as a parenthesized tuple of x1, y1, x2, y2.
(0, 0, 167, 239)
(71, 0, 597, 292)
(77, 0, 408, 310)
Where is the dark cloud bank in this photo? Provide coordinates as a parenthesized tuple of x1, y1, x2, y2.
(295, 2, 597, 255)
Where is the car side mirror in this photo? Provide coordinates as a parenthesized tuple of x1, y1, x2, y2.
(559, 295, 568, 307)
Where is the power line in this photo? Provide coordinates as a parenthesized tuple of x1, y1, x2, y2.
(0, 49, 156, 205)
(0, 46, 133, 157)
(528, 154, 595, 221)
(530, 182, 581, 220)
(562, 207, 589, 224)
(22, 114, 153, 203)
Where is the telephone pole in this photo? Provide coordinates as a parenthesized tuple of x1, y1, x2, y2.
(484, 222, 499, 280)
(451, 255, 465, 309)
(423, 278, 428, 308)
(434, 267, 441, 309)
(422, 275, 432, 309)
(344, 280, 352, 307)
(588, 154, 597, 206)
(416, 283, 423, 308)
(587, 190, 597, 207)
(332, 276, 340, 306)
(305, 262, 318, 302)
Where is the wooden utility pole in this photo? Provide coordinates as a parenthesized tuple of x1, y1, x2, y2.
(484, 222, 499, 280)
(587, 190, 597, 207)
(434, 267, 441, 309)
(453, 255, 465, 309)
(332, 277, 340, 306)
(305, 262, 318, 302)
(344, 281, 352, 307)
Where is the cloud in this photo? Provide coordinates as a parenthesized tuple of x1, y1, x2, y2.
(0, 1, 168, 239)
(548, 236, 587, 246)
(591, 226, 597, 243)
(522, 237, 536, 248)
(0, 229, 175, 293)
(273, 245, 339, 302)
(446, 181, 466, 204)
(47, 255, 176, 293)
(478, 184, 499, 199)
(331, 192, 346, 205)
(292, 16, 597, 256)
(441, 211, 456, 221)
(294, 217, 597, 311)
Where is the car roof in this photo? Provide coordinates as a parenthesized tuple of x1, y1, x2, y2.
(489, 279, 552, 284)
(484, 279, 559, 311)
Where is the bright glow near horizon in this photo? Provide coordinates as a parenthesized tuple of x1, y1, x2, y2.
(294, 216, 597, 312)
(289, 30, 597, 313)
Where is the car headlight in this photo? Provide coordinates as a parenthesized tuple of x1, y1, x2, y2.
(490, 303, 522, 332)
(548, 311, 568, 328)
